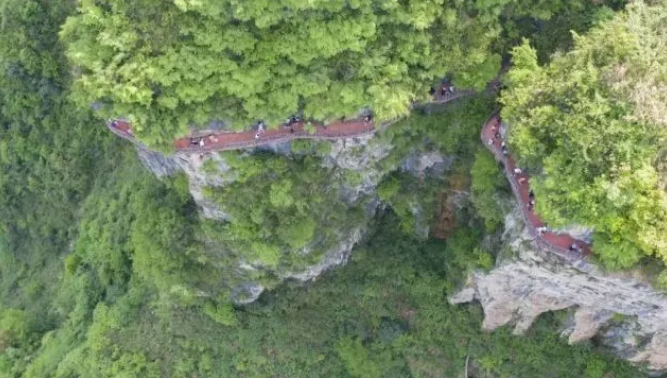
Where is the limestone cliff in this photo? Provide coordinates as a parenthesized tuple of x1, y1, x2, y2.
(450, 206, 667, 374)
(136, 136, 446, 304)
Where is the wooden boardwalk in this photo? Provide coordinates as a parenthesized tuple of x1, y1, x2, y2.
(481, 114, 591, 263)
(107, 87, 473, 154)
(107, 86, 592, 264)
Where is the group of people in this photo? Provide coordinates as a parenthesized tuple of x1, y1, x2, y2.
(490, 119, 546, 231)
(429, 79, 456, 98)
(189, 134, 218, 147)
(254, 121, 266, 140)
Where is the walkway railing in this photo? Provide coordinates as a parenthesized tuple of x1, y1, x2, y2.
(479, 112, 587, 264)
(173, 126, 376, 155)
(106, 89, 476, 155)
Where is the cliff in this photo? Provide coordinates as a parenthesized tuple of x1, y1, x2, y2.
(136, 135, 446, 304)
(450, 206, 667, 374)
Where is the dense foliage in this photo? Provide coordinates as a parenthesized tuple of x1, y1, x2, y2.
(0, 0, 651, 376)
(59, 0, 509, 147)
(59, 0, 614, 149)
(501, 1, 667, 270)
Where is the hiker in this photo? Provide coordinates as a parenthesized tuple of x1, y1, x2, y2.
(569, 243, 580, 253)
(488, 139, 493, 146)
(448, 85, 455, 95)
(363, 115, 372, 123)
(429, 86, 436, 96)
(290, 127, 295, 134)
(513, 168, 522, 175)
(440, 86, 447, 96)
(111, 120, 118, 128)
(254, 132, 260, 140)
(257, 121, 265, 133)
(199, 139, 205, 147)
(529, 190, 535, 199)
(501, 141, 506, 148)
(209, 135, 219, 143)
(495, 132, 501, 140)
(536, 226, 547, 235)
(190, 137, 199, 146)
(502, 147, 508, 156)
(518, 177, 527, 184)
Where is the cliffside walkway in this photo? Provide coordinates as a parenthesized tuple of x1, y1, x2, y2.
(481, 114, 591, 263)
(107, 85, 592, 263)
(107, 87, 473, 154)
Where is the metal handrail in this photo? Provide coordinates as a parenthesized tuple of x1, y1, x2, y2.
(479, 113, 586, 263)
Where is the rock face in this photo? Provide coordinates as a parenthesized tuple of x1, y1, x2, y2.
(135, 135, 449, 304)
(136, 146, 233, 220)
(450, 208, 667, 374)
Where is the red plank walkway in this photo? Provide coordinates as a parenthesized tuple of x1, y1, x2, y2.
(481, 113, 591, 263)
(107, 86, 473, 154)
(106, 86, 591, 264)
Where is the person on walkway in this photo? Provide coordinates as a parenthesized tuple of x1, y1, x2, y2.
(518, 177, 527, 184)
(502, 146, 508, 156)
(528, 199, 536, 210)
(495, 132, 501, 140)
(111, 120, 118, 128)
(513, 168, 522, 175)
(254, 133, 260, 140)
(209, 135, 219, 143)
(440, 86, 447, 96)
(257, 121, 265, 133)
(199, 139, 205, 147)
(448, 85, 455, 95)
(536, 226, 547, 235)
(529, 190, 535, 199)
(290, 127, 295, 134)
(363, 115, 372, 124)
(501, 141, 506, 148)
(190, 137, 199, 146)
(429, 86, 436, 96)
(488, 139, 494, 146)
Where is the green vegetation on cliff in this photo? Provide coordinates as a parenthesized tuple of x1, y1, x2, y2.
(501, 1, 667, 271)
(0, 0, 653, 376)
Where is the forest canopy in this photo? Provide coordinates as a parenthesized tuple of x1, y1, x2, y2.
(501, 1, 667, 269)
(59, 0, 511, 147)
(0, 0, 652, 376)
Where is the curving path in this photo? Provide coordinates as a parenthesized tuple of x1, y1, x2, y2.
(107, 84, 591, 262)
(481, 114, 591, 261)
(107, 86, 473, 154)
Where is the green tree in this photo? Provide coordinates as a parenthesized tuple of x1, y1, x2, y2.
(60, 0, 504, 148)
(501, 1, 667, 268)
(336, 337, 381, 378)
(470, 148, 507, 232)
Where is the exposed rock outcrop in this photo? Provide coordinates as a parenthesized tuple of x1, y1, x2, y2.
(450, 208, 667, 374)
(136, 132, 457, 305)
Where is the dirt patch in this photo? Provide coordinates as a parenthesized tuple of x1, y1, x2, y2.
(431, 170, 469, 239)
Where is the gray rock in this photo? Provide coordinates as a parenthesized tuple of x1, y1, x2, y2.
(400, 151, 454, 177)
(281, 227, 365, 281)
(231, 283, 265, 305)
(450, 207, 667, 373)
